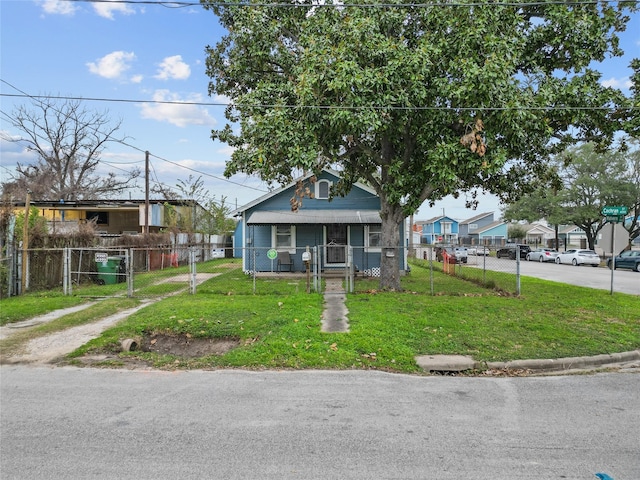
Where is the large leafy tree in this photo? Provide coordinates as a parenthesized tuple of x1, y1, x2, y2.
(502, 179, 564, 248)
(204, 0, 635, 289)
(505, 143, 636, 250)
(3, 98, 139, 201)
(621, 140, 640, 244)
(557, 143, 635, 250)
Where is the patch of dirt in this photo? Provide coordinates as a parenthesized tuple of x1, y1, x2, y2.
(139, 333, 240, 358)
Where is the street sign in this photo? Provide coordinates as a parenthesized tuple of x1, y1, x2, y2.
(601, 206, 628, 216)
(606, 215, 624, 223)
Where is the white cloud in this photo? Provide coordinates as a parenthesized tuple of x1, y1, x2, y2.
(41, 0, 77, 15)
(601, 76, 632, 90)
(92, 0, 136, 19)
(155, 55, 191, 81)
(139, 90, 217, 127)
(87, 51, 136, 80)
(131, 74, 144, 84)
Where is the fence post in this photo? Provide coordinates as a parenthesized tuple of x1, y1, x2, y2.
(347, 246, 354, 293)
(190, 247, 197, 295)
(313, 246, 318, 293)
(252, 248, 257, 294)
(63, 247, 71, 296)
(516, 246, 521, 296)
(127, 249, 133, 298)
(429, 246, 434, 296)
(316, 246, 323, 294)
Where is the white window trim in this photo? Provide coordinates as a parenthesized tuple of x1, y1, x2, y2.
(272, 225, 296, 253)
(314, 179, 332, 200)
(365, 224, 382, 252)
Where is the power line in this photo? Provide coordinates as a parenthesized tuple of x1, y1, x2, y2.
(1, 92, 635, 111)
(146, 151, 270, 192)
(65, 0, 638, 9)
(0, 80, 269, 194)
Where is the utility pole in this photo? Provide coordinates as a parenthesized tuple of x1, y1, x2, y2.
(145, 151, 150, 235)
(21, 190, 31, 294)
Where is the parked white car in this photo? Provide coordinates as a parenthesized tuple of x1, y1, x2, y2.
(555, 249, 600, 267)
(467, 246, 490, 256)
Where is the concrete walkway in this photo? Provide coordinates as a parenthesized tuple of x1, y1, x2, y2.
(321, 278, 349, 333)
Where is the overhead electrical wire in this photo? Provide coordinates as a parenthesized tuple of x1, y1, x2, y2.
(0, 80, 270, 195)
(65, 0, 639, 9)
(1, 92, 634, 112)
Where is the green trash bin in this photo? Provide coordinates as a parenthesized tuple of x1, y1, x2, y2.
(96, 256, 126, 285)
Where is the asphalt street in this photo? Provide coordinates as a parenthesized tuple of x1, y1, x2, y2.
(467, 256, 640, 295)
(1, 366, 639, 480)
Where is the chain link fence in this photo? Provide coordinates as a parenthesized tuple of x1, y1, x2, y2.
(1, 244, 523, 298)
(412, 245, 520, 294)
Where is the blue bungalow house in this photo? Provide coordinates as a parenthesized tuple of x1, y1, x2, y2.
(417, 216, 459, 244)
(231, 169, 407, 275)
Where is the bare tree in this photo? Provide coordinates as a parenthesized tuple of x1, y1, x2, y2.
(2, 97, 139, 201)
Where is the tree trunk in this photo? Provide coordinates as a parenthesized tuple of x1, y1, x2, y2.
(379, 197, 404, 291)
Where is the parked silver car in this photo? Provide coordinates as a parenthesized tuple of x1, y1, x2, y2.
(526, 248, 559, 263)
(467, 246, 490, 256)
(555, 249, 600, 267)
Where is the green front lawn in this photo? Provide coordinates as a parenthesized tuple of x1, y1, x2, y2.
(64, 262, 639, 372)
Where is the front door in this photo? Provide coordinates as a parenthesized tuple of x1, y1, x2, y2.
(325, 224, 347, 264)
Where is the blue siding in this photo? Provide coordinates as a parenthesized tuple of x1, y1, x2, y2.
(235, 170, 409, 272)
(252, 172, 380, 213)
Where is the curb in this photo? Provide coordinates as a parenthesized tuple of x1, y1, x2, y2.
(486, 350, 640, 372)
(416, 350, 640, 374)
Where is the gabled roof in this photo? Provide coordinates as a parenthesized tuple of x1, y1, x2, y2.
(459, 212, 493, 225)
(523, 223, 555, 235)
(231, 168, 378, 216)
(417, 215, 456, 224)
(473, 220, 506, 234)
(559, 225, 584, 234)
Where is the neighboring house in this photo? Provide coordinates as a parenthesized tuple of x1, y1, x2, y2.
(14, 199, 207, 235)
(231, 169, 407, 275)
(471, 220, 508, 245)
(522, 222, 555, 246)
(623, 214, 640, 246)
(558, 225, 588, 249)
(417, 216, 459, 244)
(458, 212, 495, 241)
(409, 222, 423, 247)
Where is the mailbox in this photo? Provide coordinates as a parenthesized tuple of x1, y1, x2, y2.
(302, 251, 311, 263)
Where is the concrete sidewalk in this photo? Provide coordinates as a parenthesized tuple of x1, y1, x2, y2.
(321, 278, 349, 333)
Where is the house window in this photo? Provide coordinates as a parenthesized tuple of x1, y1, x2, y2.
(365, 224, 382, 251)
(86, 211, 109, 225)
(469, 223, 478, 231)
(315, 180, 331, 200)
(273, 225, 296, 249)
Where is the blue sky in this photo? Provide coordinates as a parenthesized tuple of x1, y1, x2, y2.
(1, 0, 639, 221)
